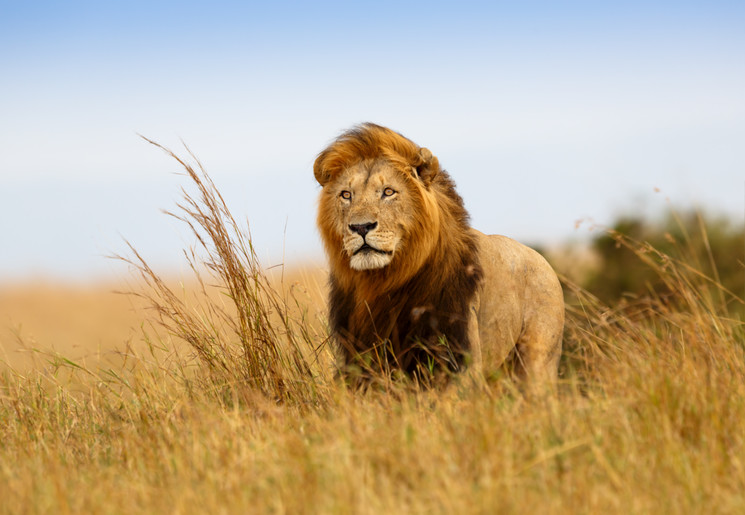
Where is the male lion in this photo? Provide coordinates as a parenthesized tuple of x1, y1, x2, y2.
(314, 123, 564, 386)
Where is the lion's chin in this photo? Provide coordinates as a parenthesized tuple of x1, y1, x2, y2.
(349, 251, 393, 271)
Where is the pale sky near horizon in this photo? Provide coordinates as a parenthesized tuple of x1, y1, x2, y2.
(1, 1, 744, 281)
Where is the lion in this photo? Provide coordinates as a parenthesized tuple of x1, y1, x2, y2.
(314, 123, 564, 386)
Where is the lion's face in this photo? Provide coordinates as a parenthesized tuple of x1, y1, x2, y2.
(316, 123, 443, 284)
(320, 159, 420, 271)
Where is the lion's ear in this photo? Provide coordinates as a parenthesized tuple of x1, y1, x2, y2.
(314, 154, 331, 186)
(414, 147, 439, 184)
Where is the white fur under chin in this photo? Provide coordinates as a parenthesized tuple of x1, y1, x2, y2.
(350, 252, 392, 270)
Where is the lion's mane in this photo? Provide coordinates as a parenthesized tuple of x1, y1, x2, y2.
(315, 123, 483, 375)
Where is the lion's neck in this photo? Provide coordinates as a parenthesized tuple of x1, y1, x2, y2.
(331, 219, 482, 374)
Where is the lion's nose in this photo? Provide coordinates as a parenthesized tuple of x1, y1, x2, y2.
(348, 222, 377, 237)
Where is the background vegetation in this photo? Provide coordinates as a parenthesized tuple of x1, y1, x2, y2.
(1, 149, 743, 513)
(582, 211, 744, 309)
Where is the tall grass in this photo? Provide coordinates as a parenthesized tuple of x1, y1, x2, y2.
(1, 146, 743, 513)
(119, 138, 332, 406)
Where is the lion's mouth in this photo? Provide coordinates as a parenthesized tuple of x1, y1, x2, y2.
(354, 243, 391, 256)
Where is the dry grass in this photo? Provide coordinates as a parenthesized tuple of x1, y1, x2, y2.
(1, 144, 744, 514)
(0, 281, 148, 371)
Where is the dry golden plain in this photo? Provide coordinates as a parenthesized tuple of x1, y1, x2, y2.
(0, 266, 328, 374)
(1, 251, 743, 514)
(0, 281, 150, 372)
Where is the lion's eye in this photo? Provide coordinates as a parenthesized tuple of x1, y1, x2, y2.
(340, 190, 352, 200)
(382, 187, 396, 198)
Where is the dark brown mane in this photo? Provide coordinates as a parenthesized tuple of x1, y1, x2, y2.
(316, 123, 483, 379)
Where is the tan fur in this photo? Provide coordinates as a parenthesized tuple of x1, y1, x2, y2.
(315, 123, 564, 386)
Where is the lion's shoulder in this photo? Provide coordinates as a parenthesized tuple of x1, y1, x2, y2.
(471, 229, 561, 304)
(471, 229, 563, 335)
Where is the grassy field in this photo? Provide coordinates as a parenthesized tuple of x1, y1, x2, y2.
(1, 149, 743, 513)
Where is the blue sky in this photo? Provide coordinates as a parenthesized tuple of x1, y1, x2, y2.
(1, 1, 744, 280)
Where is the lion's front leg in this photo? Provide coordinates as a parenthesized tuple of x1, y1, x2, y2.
(464, 297, 486, 387)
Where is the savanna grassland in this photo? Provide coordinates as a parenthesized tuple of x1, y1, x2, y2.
(1, 148, 744, 514)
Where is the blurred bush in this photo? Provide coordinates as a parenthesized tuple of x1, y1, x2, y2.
(583, 210, 744, 308)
